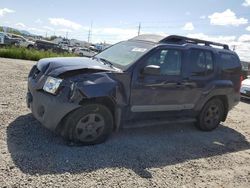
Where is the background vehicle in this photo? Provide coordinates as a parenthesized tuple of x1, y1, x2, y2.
(27, 35, 242, 145)
(0, 32, 4, 44)
(240, 76, 250, 99)
(58, 41, 70, 51)
(0, 32, 20, 45)
(34, 40, 67, 53)
(16, 36, 34, 49)
(74, 47, 97, 57)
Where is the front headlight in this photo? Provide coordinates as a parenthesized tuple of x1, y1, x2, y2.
(43, 76, 62, 94)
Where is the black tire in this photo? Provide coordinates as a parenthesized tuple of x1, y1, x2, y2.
(27, 45, 33, 49)
(196, 98, 224, 131)
(62, 104, 113, 145)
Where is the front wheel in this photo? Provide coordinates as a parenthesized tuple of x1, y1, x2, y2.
(62, 104, 113, 145)
(196, 98, 224, 131)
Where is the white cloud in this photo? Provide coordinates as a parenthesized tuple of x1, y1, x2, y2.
(0, 8, 15, 16)
(15, 22, 26, 28)
(182, 22, 194, 31)
(208, 9, 248, 26)
(242, 0, 250, 7)
(238, 34, 250, 42)
(49, 18, 82, 30)
(29, 27, 46, 34)
(90, 27, 137, 43)
(186, 33, 250, 61)
(43, 26, 54, 31)
(246, 26, 250, 31)
(187, 33, 236, 43)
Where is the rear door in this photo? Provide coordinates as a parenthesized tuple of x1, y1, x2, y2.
(181, 48, 216, 106)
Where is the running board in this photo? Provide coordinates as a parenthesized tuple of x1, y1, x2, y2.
(123, 118, 196, 129)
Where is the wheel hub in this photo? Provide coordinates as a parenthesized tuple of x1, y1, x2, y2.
(75, 113, 105, 142)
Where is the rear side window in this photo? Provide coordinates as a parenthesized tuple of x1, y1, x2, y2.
(189, 49, 214, 76)
(220, 53, 240, 71)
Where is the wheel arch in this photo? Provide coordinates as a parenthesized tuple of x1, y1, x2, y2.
(56, 96, 119, 136)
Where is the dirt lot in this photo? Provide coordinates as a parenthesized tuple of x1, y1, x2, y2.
(0, 57, 249, 188)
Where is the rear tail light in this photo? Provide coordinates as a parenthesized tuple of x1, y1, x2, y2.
(240, 75, 244, 86)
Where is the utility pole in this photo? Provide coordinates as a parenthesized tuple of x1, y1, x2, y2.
(232, 45, 236, 51)
(88, 21, 93, 43)
(138, 22, 141, 36)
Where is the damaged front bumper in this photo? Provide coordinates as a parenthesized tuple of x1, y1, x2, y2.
(27, 75, 81, 132)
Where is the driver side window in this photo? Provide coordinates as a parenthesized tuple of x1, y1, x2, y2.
(146, 49, 182, 75)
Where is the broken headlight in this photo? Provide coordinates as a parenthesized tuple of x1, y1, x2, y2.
(43, 76, 62, 94)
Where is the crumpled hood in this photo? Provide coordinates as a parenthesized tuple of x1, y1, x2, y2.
(37, 57, 120, 77)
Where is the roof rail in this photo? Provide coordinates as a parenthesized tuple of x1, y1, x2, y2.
(160, 35, 229, 50)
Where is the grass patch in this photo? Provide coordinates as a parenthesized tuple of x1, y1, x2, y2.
(0, 46, 76, 61)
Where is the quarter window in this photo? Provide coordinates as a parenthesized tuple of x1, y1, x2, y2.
(220, 53, 239, 71)
(146, 49, 182, 75)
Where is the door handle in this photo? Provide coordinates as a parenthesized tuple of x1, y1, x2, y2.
(178, 81, 196, 88)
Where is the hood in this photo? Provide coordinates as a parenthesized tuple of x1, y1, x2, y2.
(37, 57, 121, 77)
(242, 78, 250, 86)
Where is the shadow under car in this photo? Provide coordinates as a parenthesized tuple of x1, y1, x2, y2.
(7, 113, 250, 178)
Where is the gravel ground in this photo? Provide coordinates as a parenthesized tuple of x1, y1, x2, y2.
(0, 57, 250, 188)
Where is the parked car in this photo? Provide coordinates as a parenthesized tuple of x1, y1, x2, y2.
(241, 61, 250, 79)
(74, 47, 96, 57)
(34, 40, 67, 53)
(0, 32, 20, 45)
(58, 41, 70, 51)
(27, 35, 242, 145)
(12, 35, 35, 49)
(240, 76, 250, 99)
(18, 37, 35, 49)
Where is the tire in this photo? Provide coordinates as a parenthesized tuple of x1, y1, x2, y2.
(62, 104, 113, 145)
(196, 98, 224, 131)
(27, 45, 33, 49)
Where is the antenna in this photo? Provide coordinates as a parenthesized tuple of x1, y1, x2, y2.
(88, 21, 93, 43)
(232, 45, 236, 51)
(138, 22, 141, 36)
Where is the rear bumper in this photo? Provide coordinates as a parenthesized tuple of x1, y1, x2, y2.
(240, 86, 250, 100)
(27, 77, 80, 131)
(241, 93, 250, 100)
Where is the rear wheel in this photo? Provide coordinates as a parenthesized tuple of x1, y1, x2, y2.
(27, 45, 33, 49)
(62, 104, 113, 145)
(196, 98, 224, 131)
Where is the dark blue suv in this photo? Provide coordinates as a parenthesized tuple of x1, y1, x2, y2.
(27, 35, 242, 145)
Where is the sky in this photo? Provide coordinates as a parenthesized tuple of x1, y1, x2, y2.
(1, 0, 250, 61)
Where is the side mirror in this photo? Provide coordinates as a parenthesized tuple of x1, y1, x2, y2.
(142, 65, 160, 75)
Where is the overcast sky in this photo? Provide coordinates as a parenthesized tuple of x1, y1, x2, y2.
(1, 0, 250, 61)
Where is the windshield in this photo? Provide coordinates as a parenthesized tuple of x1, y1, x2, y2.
(96, 41, 153, 70)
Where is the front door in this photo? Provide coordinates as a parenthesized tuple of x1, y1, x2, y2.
(130, 47, 192, 119)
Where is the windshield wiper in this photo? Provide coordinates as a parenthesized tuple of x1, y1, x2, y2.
(99, 58, 114, 67)
(92, 56, 117, 69)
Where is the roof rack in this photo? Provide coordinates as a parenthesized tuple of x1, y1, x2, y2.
(160, 35, 229, 50)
